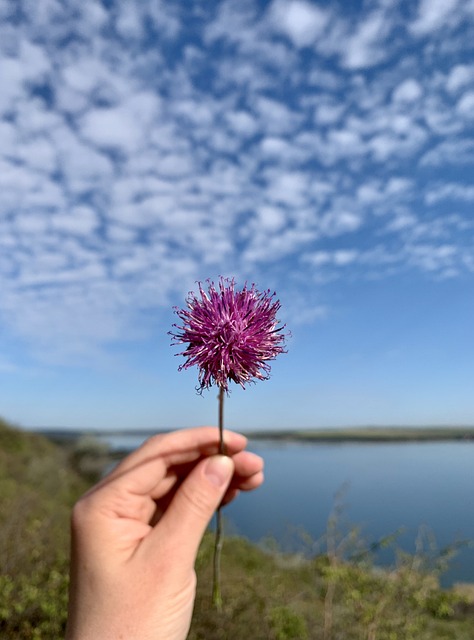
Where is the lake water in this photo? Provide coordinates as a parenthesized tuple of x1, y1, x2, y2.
(103, 435, 474, 587)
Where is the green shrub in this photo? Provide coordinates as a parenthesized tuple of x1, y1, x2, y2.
(269, 605, 308, 639)
(69, 433, 111, 483)
(0, 566, 69, 639)
(0, 418, 87, 639)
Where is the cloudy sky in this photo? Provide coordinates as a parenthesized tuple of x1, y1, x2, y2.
(1, 0, 473, 432)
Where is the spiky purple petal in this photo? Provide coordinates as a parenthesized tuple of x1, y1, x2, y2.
(170, 277, 287, 392)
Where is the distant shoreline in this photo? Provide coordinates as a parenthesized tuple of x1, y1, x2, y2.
(35, 426, 474, 446)
(246, 426, 474, 443)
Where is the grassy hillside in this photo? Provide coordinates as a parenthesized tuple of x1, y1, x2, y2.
(192, 535, 474, 640)
(0, 417, 89, 638)
(0, 417, 473, 639)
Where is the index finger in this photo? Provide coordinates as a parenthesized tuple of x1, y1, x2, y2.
(96, 427, 248, 495)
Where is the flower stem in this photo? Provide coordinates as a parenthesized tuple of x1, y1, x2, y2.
(212, 386, 225, 609)
(218, 385, 225, 454)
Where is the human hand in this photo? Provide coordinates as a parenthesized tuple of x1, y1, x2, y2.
(65, 427, 264, 640)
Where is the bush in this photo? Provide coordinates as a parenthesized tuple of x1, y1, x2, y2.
(69, 434, 111, 483)
(0, 419, 87, 639)
(269, 605, 308, 639)
(0, 566, 69, 639)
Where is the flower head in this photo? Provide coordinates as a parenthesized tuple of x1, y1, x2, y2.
(170, 277, 287, 392)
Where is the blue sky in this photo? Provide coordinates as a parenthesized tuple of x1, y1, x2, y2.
(1, 0, 473, 432)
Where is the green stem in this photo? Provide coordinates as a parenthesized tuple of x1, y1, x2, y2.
(212, 386, 226, 609)
(218, 385, 225, 454)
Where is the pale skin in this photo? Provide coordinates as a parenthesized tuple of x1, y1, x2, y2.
(65, 427, 264, 640)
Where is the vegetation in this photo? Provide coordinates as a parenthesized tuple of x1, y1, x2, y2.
(0, 417, 88, 638)
(1, 417, 473, 639)
(246, 426, 474, 443)
(191, 519, 473, 640)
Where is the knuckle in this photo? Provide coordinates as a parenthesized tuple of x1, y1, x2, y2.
(70, 491, 103, 531)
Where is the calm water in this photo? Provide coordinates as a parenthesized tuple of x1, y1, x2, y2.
(104, 436, 474, 587)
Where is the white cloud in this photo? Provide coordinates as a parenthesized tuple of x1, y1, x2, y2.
(0, 0, 473, 365)
(51, 125, 114, 192)
(243, 226, 315, 264)
(392, 78, 423, 103)
(357, 176, 414, 214)
(110, 197, 173, 228)
(105, 224, 137, 245)
(386, 178, 414, 195)
(368, 122, 428, 161)
(260, 136, 290, 157)
(306, 251, 331, 266)
(259, 136, 310, 164)
(357, 183, 383, 204)
(22, 0, 64, 30)
(225, 110, 259, 137)
(51, 207, 100, 235)
(425, 183, 474, 204)
(204, 0, 259, 47)
(314, 101, 345, 125)
(255, 206, 287, 232)
(307, 68, 342, 91)
(253, 96, 301, 135)
(266, 171, 309, 207)
(457, 91, 474, 118)
(341, 10, 391, 69)
(386, 211, 417, 231)
(328, 129, 364, 156)
(62, 58, 112, 94)
(0, 120, 16, 154)
(421, 98, 461, 134)
(17, 136, 58, 174)
(115, 0, 145, 40)
(0, 284, 127, 364)
(320, 211, 362, 236)
(310, 248, 359, 266)
(269, 0, 329, 48)
(15, 213, 49, 235)
(288, 302, 328, 325)
(420, 139, 474, 165)
(174, 97, 215, 127)
(79, 106, 145, 153)
(18, 261, 106, 288)
(356, 177, 414, 211)
(156, 154, 195, 179)
(407, 243, 458, 273)
(142, 0, 181, 41)
(78, 2, 109, 31)
(446, 64, 474, 93)
(0, 40, 51, 117)
(410, 0, 460, 35)
(0, 57, 24, 114)
(334, 249, 358, 266)
(19, 39, 51, 80)
(0, 161, 57, 212)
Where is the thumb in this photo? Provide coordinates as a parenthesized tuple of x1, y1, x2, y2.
(149, 455, 234, 570)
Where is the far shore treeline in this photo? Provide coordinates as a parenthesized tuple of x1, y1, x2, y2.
(34, 425, 474, 447)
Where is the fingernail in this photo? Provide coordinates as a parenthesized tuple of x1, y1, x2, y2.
(204, 455, 233, 487)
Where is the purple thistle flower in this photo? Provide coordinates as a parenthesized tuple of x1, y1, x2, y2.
(170, 277, 287, 393)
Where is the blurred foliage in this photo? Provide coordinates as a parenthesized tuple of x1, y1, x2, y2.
(0, 417, 473, 639)
(68, 433, 111, 483)
(189, 532, 473, 640)
(0, 417, 88, 638)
